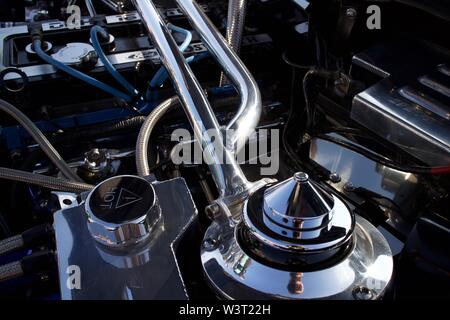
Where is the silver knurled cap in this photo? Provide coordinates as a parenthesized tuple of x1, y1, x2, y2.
(85, 175, 160, 247)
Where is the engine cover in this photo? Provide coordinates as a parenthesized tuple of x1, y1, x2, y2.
(351, 40, 450, 166)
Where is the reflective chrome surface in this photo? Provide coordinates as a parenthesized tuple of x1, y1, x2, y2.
(51, 42, 97, 67)
(241, 173, 353, 253)
(83, 148, 112, 174)
(351, 42, 450, 166)
(85, 175, 160, 247)
(132, 0, 252, 197)
(263, 172, 335, 229)
(176, 0, 262, 154)
(201, 173, 393, 299)
(201, 215, 393, 300)
(309, 137, 420, 236)
(54, 177, 197, 299)
(244, 193, 353, 250)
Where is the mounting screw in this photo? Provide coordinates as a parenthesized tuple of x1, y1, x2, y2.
(343, 182, 356, 192)
(40, 273, 50, 282)
(202, 238, 218, 251)
(352, 286, 375, 300)
(205, 203, 221, 220)
(346, 8, 357, 17)
(329, 172, 341, 183)
(39, 199, 49, 208)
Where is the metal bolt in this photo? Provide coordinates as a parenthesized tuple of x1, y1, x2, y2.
(346, 8, 357, 17)
(343, 182, 356, 192)
(39, 199, 49, 208)
(329, 172, 341, 183)
(294, 172, 309, 183)
(40, 273, 50, 282)
(352, 286, 375, 300)
(10, 150, 22, 161)
(202, 238, 218, 251)
(205, 203, 220, 220)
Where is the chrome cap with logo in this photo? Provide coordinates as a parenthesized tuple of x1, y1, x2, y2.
(85, 175, 160, 247)
(201, 172, 394, 299)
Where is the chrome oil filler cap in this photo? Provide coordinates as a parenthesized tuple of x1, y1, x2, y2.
(201, 172, 393, 299)
(51, 42, 98, 68)
(85, 175, 161, 247)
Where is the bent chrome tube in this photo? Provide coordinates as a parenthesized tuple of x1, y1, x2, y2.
(176, 0, 261, 154)
(132, 0, 250, 197)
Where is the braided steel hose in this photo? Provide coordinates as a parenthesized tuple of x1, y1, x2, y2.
(136, 96, 179, 176)
(0, 167, 93, 193)
(220, 0, 248, 86)
(0, 98, 81, 182)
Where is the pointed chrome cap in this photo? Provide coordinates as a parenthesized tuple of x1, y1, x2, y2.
(263, 172, 335, 231)
(242, 172, 354, 255)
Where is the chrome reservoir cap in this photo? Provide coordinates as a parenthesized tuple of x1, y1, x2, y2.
(242, 172, 354, 260)
(263, 172, 335, 231)
(85, 175, 160, 247)
(201, 172, 393, 300)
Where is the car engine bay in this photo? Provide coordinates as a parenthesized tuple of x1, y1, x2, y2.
(0, 0, 449, 300)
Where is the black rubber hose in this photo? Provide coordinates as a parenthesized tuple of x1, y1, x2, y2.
(0, 167, 93, 193)
(0, 98, 81, 182)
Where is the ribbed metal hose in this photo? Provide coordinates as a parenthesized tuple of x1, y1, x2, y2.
(50, 116, 146, 143)
(219, 0, 248, 86)
(136, 96, 179, 176)
(0, 99, 81, 182)
(0, 167, 93, 193)
(0, 235, 24, 256)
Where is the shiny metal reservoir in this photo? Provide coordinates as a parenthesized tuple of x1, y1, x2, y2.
(201, 173, 393, 299)
(53, 177, 198, 300)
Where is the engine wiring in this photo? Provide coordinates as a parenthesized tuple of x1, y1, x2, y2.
(90, 25, 141, 98)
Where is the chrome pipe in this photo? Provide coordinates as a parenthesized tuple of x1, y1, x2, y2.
(176, 0, 261, 154)
(131, 0, 250, 197)
(84, 0, 97, 17)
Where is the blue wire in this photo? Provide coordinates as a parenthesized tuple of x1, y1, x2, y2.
(90, 26, 139, 97)
(149, 24, 193, 89)
(33, 39, 133, 102)
(141, 52, 209, 113)
(167, 23, 193, 52)
(148, 52, 209, 93)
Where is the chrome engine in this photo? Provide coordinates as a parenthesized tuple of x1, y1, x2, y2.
(0, 0, 448, 301)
